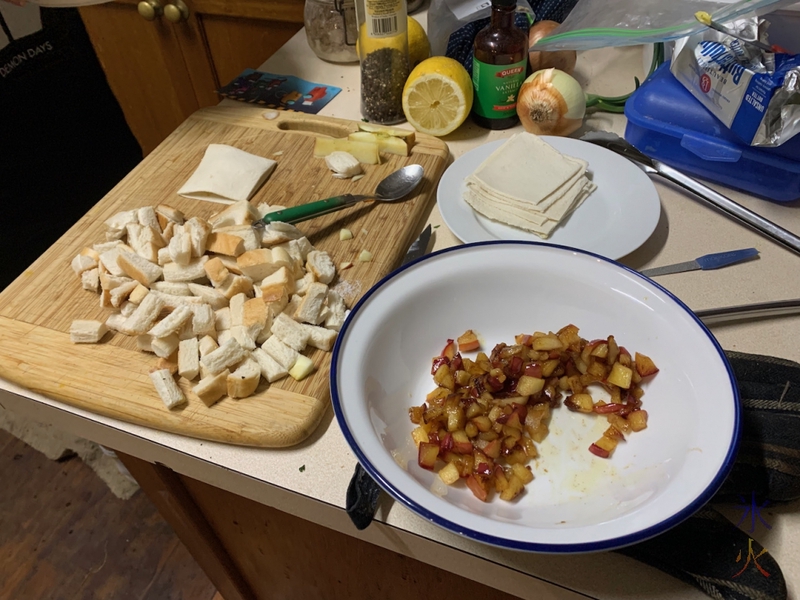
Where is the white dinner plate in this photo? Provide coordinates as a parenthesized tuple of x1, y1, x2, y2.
(437, 136, 662, 260)
(331, 242, 740, 553)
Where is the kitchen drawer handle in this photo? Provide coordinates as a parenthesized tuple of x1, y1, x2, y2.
(137, 0, 163, 21)
(164, 0, 190, 22)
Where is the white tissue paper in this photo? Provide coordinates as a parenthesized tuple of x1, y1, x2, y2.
(178, 144, 277, 205)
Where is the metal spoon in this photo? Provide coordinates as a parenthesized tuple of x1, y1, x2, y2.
(258, 164, 425, 226)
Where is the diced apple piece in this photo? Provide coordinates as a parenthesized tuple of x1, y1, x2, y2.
(634, 352, 659, 377)
(471, 415, 492, 432)
(628, 409, 648, 431)
(607, 414, 630, 434)
(606, 335, 619, 365)
(565, 393, 594, 413)
(433, 363, 455, 390)
(499, 474, 525, 501)
(594, 435, 619, 454)
(588, 443, 610, 458)
(357, 121, 416, 146)
(531, 334, 564, 351)
(457, 329, 480, 352)
(511, 463, 534, 484)
(541, 359, 560, 377)
(418, 442, 440, 470)
(313, 137, 381, 164)
(607, 362, 633, 389)
(438, 461, 461, 485)
(411, 426, 430, 447)
(441, 339, 457, 360)
(556, 324, 581, 349)
(515, 375, 545, 397)
(466, 474, 489, 502)
(288, 355, 315, 381)
(348, 131, 410, 156)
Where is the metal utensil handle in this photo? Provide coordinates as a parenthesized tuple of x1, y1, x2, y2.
(654, 162, 800, 257)
(262, 194, 366, 225)
(697, 298, 800, 325)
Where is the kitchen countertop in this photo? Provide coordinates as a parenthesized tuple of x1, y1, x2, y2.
(2, 17, 800, 600)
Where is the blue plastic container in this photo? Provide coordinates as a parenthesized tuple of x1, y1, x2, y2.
(624, 63, 800, 203)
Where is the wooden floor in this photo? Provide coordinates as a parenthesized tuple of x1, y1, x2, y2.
(0, 429, 217, 600)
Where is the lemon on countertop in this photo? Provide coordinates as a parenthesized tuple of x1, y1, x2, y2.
(402, 56, 473, 137)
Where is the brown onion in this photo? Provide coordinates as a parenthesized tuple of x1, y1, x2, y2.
(528, 20, 577, 75)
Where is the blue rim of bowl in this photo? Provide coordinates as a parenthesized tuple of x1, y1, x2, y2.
(330, 240, 742, 553)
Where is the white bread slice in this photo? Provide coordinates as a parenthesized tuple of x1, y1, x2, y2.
(152, 281, 192, 296)
(120, 301, 137, 317)
(230, 326, 256, 350)
(128, 284, 149, 305)
(126, 223, 162, 262)
(269, 246, 294, 273)
(193, 369, 229, 407)
(216, 329, 233, 347)
(295, 282, 328, 325)
(256, 202, 284, 219)
(70, 320, 108, 343)
(242, 298, 267, 340)
(214, 306, 232, 332)
(214, 225, 260, 252)
(137, 206, 163, 237)
(178, 337, 200, 381)
(149, 369, 187, 409)
(110, 280, 139, 308)
(270, 312, 309, 351)
(184, 216, 212, 257)
(217, 255, 244, 275)
(294, 272, 315, 296)
(260, 266, 295, 297)
(105, 312, 127, 332)
(229, 293, 247, 327)
(300, 323, 338, 351)
(161, 221, 175, 243)
(71, 254, 97, 276)
(200, 338, 247, 376)
(99, 248, 127, 277)
(93, 240, 124, 254)
(168, 225, 192, 266)
(148, 290, 205, 311)
(151, 333, 180, 359)
(236, 249, 278, 281)
(148, 305, 193, 338)
(157, 246, 172, 266)
(203, 256, 231, 288)
(155, 354, 180, 376)
(274, 241, 305, 278)
(219, 274, 253, 300)
(252, 347, 288, 382)
(210, 200, 259, 229)
(104, 210, 138, 240)
(155, 203, 185, 229)
(163, 256, 209, 282)
(294, 237, 314, 261)
(256, 307, 273, 345)
(306, 250, 336, 284)
(198, 335, 218, 357)
(325, 289, 347, 331)
(81, 268, 100, 293)
(260, 221, 302, 246)
(261, 335, 299, 370)
(190, 303, 216, 338)
(188, 283, 228, 310)
(283, 294, 302, 320)
(122, 292, 165, 335)
(117, 251, 163, 286)
(80, 247, 101, 261)
(226, 358, 261, 399)
(264, 287, 289, 316)
(206, 232, 245, 257)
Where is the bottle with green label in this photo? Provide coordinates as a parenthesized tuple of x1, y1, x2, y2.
(471, 0, 528, 130)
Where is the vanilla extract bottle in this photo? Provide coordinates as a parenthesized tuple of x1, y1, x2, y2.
(471, 0, 528, 130)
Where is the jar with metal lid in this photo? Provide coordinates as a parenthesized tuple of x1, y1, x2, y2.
(304, 0, 359, 63)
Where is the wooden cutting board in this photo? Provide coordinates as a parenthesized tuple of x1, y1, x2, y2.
(0, 105, 450, 447)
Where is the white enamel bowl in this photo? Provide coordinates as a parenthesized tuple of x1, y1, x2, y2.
(331, 242, 740, 553)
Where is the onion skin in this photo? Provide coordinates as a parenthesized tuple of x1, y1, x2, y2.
(528, 21, 577, 75)
(516, 69, 585, 137)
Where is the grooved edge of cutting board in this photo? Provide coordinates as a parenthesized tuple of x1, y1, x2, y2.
(0, 105, 450, 447)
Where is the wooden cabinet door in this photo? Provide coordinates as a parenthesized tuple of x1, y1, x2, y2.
(80, 0, 304, 157)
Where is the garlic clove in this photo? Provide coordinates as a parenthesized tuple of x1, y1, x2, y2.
(325, 151, 363, 178)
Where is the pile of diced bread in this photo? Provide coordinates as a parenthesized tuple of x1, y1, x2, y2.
(69, 200, 347, 410)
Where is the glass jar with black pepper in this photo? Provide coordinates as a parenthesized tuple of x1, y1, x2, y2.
(354, 0, 409, 124)
(304, 0, 359, 63)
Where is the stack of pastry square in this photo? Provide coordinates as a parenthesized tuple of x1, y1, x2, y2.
(464, 133, 596, 239)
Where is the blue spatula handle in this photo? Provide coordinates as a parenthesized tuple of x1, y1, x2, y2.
(696, 248, 759, 270)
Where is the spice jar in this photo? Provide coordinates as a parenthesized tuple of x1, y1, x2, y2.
(304, 0, 359, 64)
(355, 0, 409, 124)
